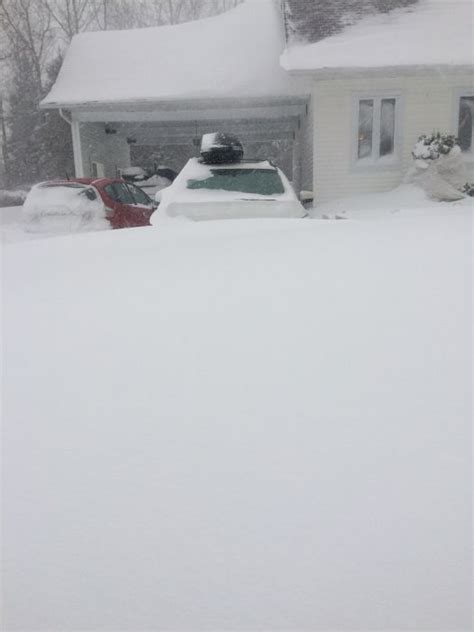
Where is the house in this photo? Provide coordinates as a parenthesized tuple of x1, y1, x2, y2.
(40, 0, 311, 195)
(281, 0, 474, 202)
(41, 0, 474, 203)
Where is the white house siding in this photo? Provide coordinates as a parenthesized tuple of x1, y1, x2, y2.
(79, 123, 131, 178)
(312, 71, 474, 203)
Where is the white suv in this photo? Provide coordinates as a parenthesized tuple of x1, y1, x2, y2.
(151, 157, 307, 223)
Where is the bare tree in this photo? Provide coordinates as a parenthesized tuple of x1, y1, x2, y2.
(91, 0, 242, 31)
(43, 0, 99, 39)
(0, 0, 53, 92)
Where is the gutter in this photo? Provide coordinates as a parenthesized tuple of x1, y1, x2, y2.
(281, 63, 473, 80)
(59, 108, 72, 125)
(40, 95, 312, 112)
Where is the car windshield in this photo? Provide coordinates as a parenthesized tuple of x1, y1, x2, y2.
(186, 168, 285, 196)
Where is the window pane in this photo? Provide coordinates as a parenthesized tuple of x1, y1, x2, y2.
(105, 183, 133, 204)
(128, 184, 150, 205)
(104, 184, 120, 202)
(458, 96, 474, 151)
(358, 100, 374, 159)
(380, 98, 396, 157)
(119, 183, 134, 204)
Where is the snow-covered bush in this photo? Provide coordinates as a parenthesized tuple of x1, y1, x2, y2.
(412, 132, 458, 161)
(406, 132, 467, 202)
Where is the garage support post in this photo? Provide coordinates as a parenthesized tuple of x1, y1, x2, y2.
(71, 120, 84, 177)
(292, 121, 302, 197)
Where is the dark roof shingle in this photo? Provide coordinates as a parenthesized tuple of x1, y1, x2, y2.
(283, 0, 419, 43)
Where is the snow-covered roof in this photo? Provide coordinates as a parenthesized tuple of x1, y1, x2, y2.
(42, 0, 307, 108)
(281, 0, 474, 72)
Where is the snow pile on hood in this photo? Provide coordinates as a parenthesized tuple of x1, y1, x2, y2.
(22, 183, 109, 234)
(282, 0, 474, 71)
(42, 0, 309, 107)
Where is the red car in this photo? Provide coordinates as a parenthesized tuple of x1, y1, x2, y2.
(74, 177, 155, 229)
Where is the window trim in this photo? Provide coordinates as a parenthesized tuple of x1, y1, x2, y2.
(351, 91, 403, 170)
(453, 87, 474, 160)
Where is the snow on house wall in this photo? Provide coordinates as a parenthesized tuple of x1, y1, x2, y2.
(80, 124, 130, 178)
(312, 72, 474, 203)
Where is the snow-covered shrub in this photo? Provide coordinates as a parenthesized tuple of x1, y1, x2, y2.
(406, 132, 467, 202)
(412, 132, 458, 161)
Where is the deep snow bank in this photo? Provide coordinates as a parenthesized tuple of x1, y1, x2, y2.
(2, 211, 472, 629)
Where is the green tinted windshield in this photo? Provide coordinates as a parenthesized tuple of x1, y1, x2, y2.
(187, 168, 285, 196)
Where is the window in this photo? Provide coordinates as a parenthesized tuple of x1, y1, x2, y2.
(358, 100, 374, 159)
(186, 169, 285, 196)
(380, 98, 396, 157)
(356, 96, 399, 163)
(104, 182, 134, 204)
(126, 184, 152, 206)
(458, 96, 474, 152)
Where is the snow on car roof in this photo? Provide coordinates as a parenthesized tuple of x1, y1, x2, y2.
(41, 0, 308, 108)
(281, 0, 474, 72)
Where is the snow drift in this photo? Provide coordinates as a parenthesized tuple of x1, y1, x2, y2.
(2, 202, 472, 629)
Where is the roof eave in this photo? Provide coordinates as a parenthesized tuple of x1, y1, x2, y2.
(283, 63, 474, 80)
(40, 94, 311, 112)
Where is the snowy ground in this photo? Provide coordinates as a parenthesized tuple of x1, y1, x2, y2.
(0, 205, 42, 243)
(1, 191, 472, 630)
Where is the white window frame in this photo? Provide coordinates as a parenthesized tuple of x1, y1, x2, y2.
(351, 92, 403, 169)
(453, 87, 474, 160)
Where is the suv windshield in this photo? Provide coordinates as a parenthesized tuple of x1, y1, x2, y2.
(186, 168, 285, 196)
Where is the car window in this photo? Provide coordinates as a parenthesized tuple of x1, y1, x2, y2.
(186, 168, 285, 196)
(127, 184, 151, 206)
(104, 182, 134, 204)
